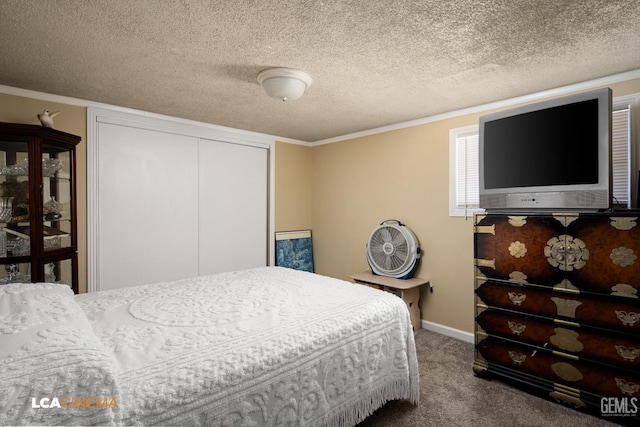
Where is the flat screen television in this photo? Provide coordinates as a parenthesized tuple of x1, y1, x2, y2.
(479, 87, 612, 211)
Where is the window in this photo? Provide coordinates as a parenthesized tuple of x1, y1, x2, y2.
(449, 93, 639, 216)
(449, 124, 480, 217)
(611, 93, 640, 208)
(612, 106, 630, 206)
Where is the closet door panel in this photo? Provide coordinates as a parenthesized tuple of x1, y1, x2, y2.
(97, 123, 199, 290)
(198, 139, 268, 274)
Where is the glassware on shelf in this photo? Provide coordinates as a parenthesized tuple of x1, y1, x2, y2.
(10, 238, 30, 256)
(0, 159, 28, 176)
(44, 196, 62, 220)
(45, 262, 56, 282)
(44, 237, 61, 250)
(1, 158, 63, 177)
(43, 158, 63, 177)
(0, 197, 14, 223)
(0, 263, 30, 283)
(5, 263, 18, 281)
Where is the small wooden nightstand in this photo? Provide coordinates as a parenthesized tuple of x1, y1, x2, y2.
(349, 271, 428, 330)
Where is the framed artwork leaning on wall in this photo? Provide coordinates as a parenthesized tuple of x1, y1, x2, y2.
(275, 230, 314, 272)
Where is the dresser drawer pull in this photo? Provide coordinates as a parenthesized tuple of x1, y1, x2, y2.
(508, 292, 526, 306)
(615, 310, 639, 326)
(553, 318, 580, 328)
(610, 283, 638, 299)
(508, 350, 526, 365)
(475, 224, 496, 235)
(615, 345, 640, 361)
(508, 241, 527, 258)
(508, 216, 527, 227)
(552, 350, 579, 361)
(550, 328, 583, 353)
(610, 246, 638, 267)
(508, 321, 526, 335)
(615, 378, 640, 396)
(476, 258, 496, 269)
(531, 342, 548, 357)
(610, 217, 638, 231)
(551, 362, 583, 382)
(551, 297, 582, 318)
(545, 235, 589, 271)
(549, 391, 586, 409)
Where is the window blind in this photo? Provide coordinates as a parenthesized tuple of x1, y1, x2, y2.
(612, 106, 630, 206)
(455, 131, 479, 210)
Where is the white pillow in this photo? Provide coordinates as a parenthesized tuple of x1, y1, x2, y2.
(0, 283, 122, 426)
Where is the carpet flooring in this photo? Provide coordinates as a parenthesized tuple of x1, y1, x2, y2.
(359, 329, 620, 427)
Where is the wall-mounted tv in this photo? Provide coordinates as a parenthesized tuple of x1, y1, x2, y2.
(479, 88, 612, 211)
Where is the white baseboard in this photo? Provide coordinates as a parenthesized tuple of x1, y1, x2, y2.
(420, 320, 474, 343)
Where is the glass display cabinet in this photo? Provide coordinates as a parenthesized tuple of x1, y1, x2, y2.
(0, 123, 79, 293)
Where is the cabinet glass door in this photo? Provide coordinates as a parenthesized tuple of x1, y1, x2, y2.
(0, 140, 30, 274)
(42, 144, 72, 252)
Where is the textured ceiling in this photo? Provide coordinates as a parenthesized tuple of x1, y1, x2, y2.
(1, 0, 639, 142)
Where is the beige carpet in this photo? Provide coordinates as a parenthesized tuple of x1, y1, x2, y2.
(359, 329, 620, 427)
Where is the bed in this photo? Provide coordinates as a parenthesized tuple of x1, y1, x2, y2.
(0, 266, 419, 426)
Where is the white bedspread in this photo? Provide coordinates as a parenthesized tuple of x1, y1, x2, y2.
(0, 283, 122, 426)
(2, 267, 419, 426)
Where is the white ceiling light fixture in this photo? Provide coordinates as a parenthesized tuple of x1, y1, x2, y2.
(257, 67, 313, 102)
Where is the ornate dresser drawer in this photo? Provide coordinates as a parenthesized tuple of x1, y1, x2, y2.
(476, 336, 640, 400)
(475, 214, 564, 285)
(565, 215, 640, 296)
(475, 213, 639, 297)
(474, 212, 640, 424)
(476, 280, 640, 333)
(476, 309, 640, 368)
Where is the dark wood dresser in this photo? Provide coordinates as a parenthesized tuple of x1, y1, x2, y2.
(473, 212, 639, 424)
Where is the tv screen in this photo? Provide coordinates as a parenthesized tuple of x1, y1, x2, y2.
(483, 99, 600, 189)
(479, 88, 612, 211)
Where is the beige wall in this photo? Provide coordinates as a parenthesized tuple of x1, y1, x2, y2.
(311, 120, 477, 333)
(274, 141, 313, 231)
(0, 93, 88, 293)
(309, 79, 640, 334)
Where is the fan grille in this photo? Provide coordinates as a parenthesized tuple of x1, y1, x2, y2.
(369, 226, 408, 271)
(366, 221, 420, 279)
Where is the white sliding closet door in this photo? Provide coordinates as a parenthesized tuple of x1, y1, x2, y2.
(97, 123, 200, 290)
(198, 139, 268, 274)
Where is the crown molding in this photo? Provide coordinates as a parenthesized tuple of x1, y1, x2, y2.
(312, 69, 640, 146)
